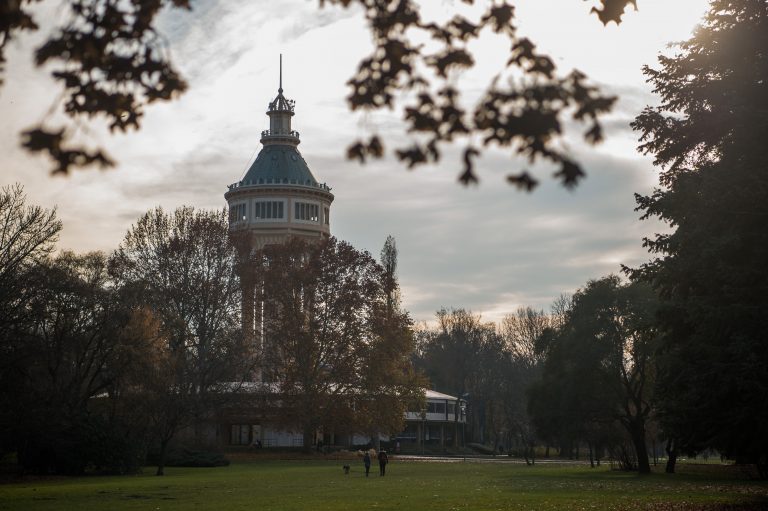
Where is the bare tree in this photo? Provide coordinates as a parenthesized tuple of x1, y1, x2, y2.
(0, 184, 63, 465)
(0, 183, 61, 339)
(549, 293, 573, 330)
(110, 206, 250, 474)
(500, 307, 549, 368)
(498, 307, 550, 462)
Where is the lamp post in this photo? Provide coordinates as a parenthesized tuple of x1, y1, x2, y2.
(420, 406, 427, 455)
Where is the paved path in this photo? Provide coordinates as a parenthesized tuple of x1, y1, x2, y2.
(393, 455, 591, 465)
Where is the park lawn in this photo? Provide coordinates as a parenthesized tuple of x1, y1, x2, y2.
(1, 460, 767, 511)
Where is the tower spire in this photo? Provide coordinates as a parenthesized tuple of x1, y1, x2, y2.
(265, 54, 297, 145)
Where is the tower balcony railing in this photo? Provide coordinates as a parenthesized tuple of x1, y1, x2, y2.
(261, 129, 300, 139)
(227, 180, 332, 192)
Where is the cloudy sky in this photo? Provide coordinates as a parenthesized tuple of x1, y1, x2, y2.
(1, 0, 710, 324)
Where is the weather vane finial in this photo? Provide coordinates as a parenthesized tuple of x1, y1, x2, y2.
(279, 54, 283, 93)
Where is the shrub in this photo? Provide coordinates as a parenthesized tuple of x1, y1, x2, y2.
(147, 446, 229, 468)
(467, 443, 496, 455)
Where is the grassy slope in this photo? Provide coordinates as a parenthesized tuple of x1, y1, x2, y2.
(1, 461, 766, 511)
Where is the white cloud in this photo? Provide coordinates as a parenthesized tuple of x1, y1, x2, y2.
(0, 0, 706, 323)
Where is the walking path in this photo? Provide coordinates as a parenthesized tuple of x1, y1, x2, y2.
(394, 454, 591, 465)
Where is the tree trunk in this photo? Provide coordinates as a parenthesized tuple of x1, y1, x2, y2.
(588, 443, 595, 468)
(520, 432, 531, 465)
(629, 421, 651, 474)
(665, 438, 677, 474)
(545, 445, 550, 458)
(755, 456, 767, 480)
(302, 425, 315, 454)
(156, 438, 170, 476)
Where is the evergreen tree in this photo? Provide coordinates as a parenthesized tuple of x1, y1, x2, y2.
(630, 0, 768, 476)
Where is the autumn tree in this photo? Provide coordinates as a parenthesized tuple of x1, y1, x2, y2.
(353, 235, 424, 450)
(254, 236, 422, 452)
(629, 0, 768, 476)
(2, 0, 637, 185)
(110, 206, 249, 474)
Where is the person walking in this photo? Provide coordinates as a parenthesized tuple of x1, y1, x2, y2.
(378, 449, 388, 476)
(363, 451, 371, 477)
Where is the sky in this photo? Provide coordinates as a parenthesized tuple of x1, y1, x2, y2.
(0, 0, 710, 325)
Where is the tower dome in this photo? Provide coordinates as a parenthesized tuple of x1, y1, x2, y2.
(240, 145, 318, 187)
(224, 58, 333, 250)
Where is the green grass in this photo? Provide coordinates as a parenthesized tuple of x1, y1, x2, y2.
(1, 460, 766, 511)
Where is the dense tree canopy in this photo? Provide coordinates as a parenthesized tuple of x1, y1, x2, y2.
(529, 277, 658, 473)
(415, 308, 509, 445)
(2, 0, 637, 186)
(110, 206, 250, 474)
(0, 195, 426, 471)
(0, 250, 155, 474)
(629, 0, 768, 475)
(253, 236, 423, 452)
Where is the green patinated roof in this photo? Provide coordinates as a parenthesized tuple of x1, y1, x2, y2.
(241, 144, 318, 187)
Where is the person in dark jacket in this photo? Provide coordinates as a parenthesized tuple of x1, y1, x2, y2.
(378, 450, 389, 476)
(363, 451, 371, 477)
